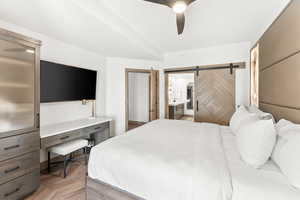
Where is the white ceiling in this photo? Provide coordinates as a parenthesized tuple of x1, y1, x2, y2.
(0, 0, 290, 60)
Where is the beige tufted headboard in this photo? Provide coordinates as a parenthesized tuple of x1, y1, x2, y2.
(255, 0, 300, 123)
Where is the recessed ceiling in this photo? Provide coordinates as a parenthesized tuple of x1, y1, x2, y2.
(0, 0, 290, 60)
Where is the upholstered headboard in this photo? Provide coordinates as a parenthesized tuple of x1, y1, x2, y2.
(257, 0, 300, 123)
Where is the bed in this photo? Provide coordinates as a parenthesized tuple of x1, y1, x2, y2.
(86, 119, 300, 200)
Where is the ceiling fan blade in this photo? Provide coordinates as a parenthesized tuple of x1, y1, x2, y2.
(176, 13, 185, 35)
(142, 0, 171, 7)
(186, 0, 197, 5)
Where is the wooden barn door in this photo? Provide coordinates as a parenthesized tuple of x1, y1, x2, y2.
(194, 69, 235, 125)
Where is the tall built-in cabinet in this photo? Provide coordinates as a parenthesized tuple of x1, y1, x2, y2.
(0, 28, 41, 199)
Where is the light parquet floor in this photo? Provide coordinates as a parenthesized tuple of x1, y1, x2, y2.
(26, 160, 86, 200)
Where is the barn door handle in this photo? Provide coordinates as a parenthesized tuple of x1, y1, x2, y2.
(196, 101, 199, 112)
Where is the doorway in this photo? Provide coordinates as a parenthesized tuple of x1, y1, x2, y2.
(125, 68, 159, 131)
(167, 73, 195, 121)
(165, 63, 241, 125)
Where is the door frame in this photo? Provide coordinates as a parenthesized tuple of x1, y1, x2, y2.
(164, 70, 194, 119)
(125, 68, 159, 131)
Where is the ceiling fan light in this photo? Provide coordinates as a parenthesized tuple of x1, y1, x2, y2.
(173, 1, 187, 14)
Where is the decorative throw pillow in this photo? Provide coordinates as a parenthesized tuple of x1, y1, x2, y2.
(229, 106, 255, 135)
(236, 117, 276, 168)
(248, 105, 275, 123)
(272, 134, 300, 188)
(272, 119, 300, 188)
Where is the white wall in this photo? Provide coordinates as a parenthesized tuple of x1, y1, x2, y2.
(0, 20, 106, 123)
(0, 20, 106, 162)
(161, 42, 251, 118)
(169, 73, 194, 116)
(105, 57, 162, 135)
(0, 21, 251, 158)
(128, 72, 150, 122)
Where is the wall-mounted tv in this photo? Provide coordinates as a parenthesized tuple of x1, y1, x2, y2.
(40, 60, 97, 103)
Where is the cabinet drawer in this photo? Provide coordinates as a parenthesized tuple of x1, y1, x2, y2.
(0, 170, 39, 200)
(0, 132, 39, 162)
(0, 151, 39, 185)
(41, 130, 82, 149)
(84, 122, 109, 135)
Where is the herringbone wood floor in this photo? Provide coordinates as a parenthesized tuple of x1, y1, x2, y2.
(26, 160, 86, 200)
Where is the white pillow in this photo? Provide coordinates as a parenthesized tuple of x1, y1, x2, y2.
(248, 105, 275, 123)
(272, 119, 300, 188)
(276, 119, 300, 137)
(230, 106, 255, 135)
(272, 134, 300, 188)
(236, 117, 276, 168)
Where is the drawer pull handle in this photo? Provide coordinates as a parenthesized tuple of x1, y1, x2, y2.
(4, 145, 20, 151)
(94, 127, 103, 130)
(4, 187, 20, 197)
(60, 136, 70, 140)
(5, 166, 20, 174)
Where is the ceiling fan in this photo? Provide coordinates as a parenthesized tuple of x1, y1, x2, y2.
(143, 0, 197, 35)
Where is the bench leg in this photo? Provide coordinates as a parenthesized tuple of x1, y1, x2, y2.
(63, 155, 67, 178)
(48, 152, 51, 173)
(84, 147, 88, 165)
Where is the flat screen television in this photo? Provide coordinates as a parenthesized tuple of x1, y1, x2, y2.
(40, 60, 97, 103)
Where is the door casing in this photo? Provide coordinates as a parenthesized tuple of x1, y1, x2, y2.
(125, 68, 160, 131)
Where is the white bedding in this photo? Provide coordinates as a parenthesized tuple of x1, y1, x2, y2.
(89, 119, 232, 200)
(88, 119, 300, 200)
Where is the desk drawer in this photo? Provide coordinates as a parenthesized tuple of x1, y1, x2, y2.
(0, 132, 39, 162)
(92, 128, 109, 145)
(0, 170, 39, 200)
(41, 130, 82, 149)
(84, 122, 109, 135)
(0, 151, 39, 185)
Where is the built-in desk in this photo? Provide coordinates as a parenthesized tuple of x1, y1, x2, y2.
(40, 117, 113, 149)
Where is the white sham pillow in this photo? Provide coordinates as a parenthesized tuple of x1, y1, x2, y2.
(272, 119, 300, 188)
(230, 106, 255, 135)
(276, 119, 300, 137)
(248, 105, 275, 123)
(236, 117, 276, 168)
(272, 134, 300, 188)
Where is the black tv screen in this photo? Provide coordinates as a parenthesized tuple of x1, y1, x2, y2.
(40, 60, 97, 103)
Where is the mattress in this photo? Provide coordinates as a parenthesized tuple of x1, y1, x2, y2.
(88, 119, 232, 200)
(220, 126, 300, 200)
(88, 120, 300, 200)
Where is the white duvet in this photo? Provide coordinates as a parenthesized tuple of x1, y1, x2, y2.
(88, 119, 300, 200)
(89, 119, 232, 200)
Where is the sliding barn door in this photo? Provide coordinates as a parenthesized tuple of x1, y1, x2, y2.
(194, 69, 235, 125)
(149, 70, 159, 121)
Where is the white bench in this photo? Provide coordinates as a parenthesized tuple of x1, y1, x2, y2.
(48, 139, 88, 178)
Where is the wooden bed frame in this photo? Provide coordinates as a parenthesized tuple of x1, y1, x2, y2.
(86, 176, 145, 200)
